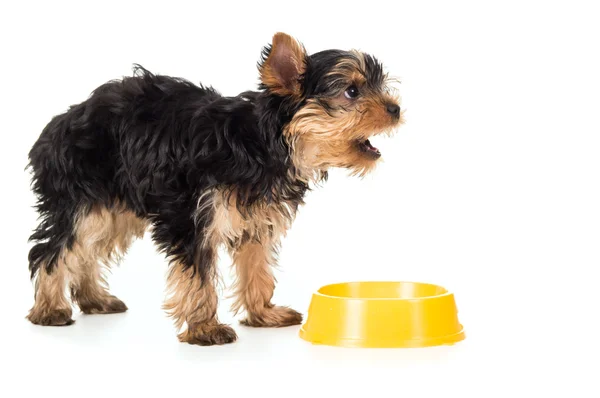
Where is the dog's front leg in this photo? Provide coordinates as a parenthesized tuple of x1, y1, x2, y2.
(231, 238, 302, 327)
(158, 210, 237, 346)
(163, 259, 236, 345)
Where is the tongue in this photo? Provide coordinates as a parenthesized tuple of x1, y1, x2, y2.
(364, 139, 378, 152)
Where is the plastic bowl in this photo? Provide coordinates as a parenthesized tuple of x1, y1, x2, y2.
(299, 281, 465, 348)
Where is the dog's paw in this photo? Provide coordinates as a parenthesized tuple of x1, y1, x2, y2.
(241, 306, 303, 327)
(79, 295, 128, 314)
(179, 323, 238, 346)
(27, 308, 74, 326)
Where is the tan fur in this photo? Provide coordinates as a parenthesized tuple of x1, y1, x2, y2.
(284, 94, 401, 177)
(164, 261, 218, 331)
(324, 50, 367, 90)
(27, 260, 73, 325)
(231, 242, 275, 314)
(283, 48, 402, 178)
(167, 190, 235, 342)
(28, 204, 147, 322)
(177, 319, 237, 346)
(259, 32, 306, 97)
(68, 204, 146, 313)
(205, 190, 295, 249)
(231, 241, 302, 327)
(193, 189, 300, 327)
(27, 33, 401, 342)
(163, 259, 237, 345)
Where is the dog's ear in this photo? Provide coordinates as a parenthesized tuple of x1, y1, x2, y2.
(259, 32, 306, 97)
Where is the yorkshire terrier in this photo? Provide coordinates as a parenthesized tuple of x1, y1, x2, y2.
(26, 33, 403, 345)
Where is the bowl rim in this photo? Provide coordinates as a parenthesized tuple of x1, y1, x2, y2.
(314, 280, 452, 301)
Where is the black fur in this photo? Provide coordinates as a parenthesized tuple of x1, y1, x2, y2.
(27, 65, 309, 281)
(303, 50, 385, 96)
(27, 48, 385, 282)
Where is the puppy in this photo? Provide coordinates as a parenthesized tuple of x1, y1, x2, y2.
(26, 32, 403, 345)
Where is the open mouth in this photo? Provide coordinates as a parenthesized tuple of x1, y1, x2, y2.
(356, 139, 381, 159)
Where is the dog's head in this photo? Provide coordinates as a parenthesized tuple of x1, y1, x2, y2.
(259, 32, 403, 178)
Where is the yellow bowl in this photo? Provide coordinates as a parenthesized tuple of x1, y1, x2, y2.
(299, 281, 465, 348)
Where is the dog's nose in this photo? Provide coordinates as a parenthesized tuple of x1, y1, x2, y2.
(386, 104, 400, 116)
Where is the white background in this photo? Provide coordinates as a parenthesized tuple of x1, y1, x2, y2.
(1, 0, 599, 396)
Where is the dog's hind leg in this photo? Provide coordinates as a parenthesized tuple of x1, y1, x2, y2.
(28, 206, 76, 326)
(68, 205, 146, 314)
(27, 258, 74, 326)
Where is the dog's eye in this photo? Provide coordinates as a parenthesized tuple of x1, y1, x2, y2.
(344, 85, 359, 99)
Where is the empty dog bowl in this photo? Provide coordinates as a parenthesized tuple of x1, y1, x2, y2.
(299, 281, 465, 348)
